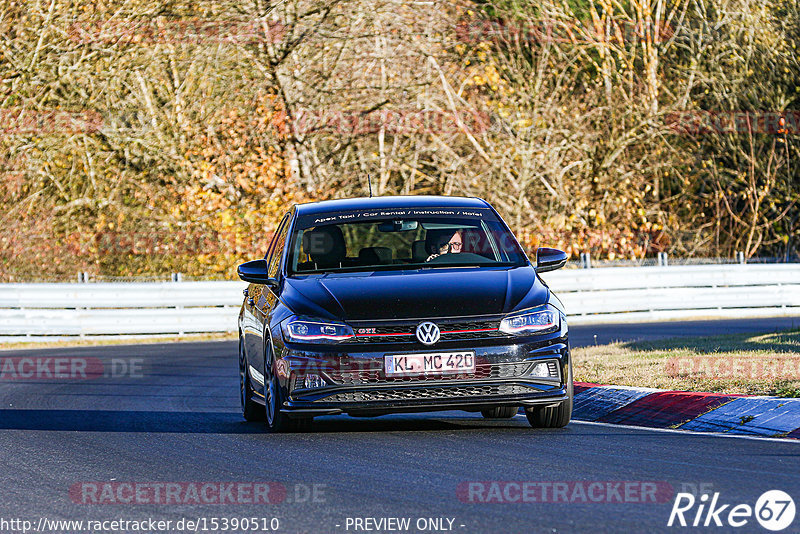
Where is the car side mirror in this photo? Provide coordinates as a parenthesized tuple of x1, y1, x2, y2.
(237, 259, 278, 288)
(536, 248, 568, 272)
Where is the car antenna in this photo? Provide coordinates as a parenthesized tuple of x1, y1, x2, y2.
(367, 173, 373, 197)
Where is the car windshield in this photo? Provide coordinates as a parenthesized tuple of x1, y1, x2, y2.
(287, 207, 528, 274)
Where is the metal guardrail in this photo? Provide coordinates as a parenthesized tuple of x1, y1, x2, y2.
(0, 265, 798, 339)
(543, 264, 800, 324)
(0, 281, 243, 338)
(0, 281, 243, 309)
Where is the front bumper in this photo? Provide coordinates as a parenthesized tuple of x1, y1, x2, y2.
(277, 333, 570, 418)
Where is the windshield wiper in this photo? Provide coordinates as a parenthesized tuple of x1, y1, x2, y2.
(290, 261, 518, 275)
(417, 261, 516, 270)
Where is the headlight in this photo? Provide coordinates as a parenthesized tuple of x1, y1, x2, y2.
(282, 317, 355, 343)
(499, 305, 560, 335)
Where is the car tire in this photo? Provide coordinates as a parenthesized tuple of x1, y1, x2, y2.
(525, 361, 573, 429)
(264, 342, 312, 433)
(480, 406, 518, 419)
(240, 337, 265, 422)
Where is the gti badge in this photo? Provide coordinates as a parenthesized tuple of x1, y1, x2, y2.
(416, 321, 440, 345)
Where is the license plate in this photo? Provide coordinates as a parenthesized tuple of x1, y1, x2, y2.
(384, 352, 476, 377)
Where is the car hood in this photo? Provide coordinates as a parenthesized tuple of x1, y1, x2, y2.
(281, 266, 548, 321)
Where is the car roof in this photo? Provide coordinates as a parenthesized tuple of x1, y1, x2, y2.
(293, 195, 491, 216)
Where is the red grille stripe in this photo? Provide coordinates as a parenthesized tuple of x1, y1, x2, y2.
(355, 332, 415, 337)
(441, 328, 497, 333)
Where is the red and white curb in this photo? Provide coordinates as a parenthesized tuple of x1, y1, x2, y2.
(568, 382, 800, 439)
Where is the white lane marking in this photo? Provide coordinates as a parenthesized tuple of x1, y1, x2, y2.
(564, 418, 800, 444)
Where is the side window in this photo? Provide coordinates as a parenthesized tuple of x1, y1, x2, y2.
(264, 215, 288, 261)
(267, 214, 291, 278)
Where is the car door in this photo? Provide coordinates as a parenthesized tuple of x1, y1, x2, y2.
(259, 210, 293, 361)
(243, 213, 289, 396)
(250, 213, 291, 394)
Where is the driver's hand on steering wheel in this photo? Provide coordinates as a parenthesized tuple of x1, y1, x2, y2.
(425, 253, 440, 262)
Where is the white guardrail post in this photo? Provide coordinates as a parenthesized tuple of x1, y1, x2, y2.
(0, 264, 798, 338)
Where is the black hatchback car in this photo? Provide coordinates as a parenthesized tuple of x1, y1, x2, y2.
(237, 196, 571, 432)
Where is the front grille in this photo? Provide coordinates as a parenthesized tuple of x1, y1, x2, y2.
(320, 383, 534, 402)
(345, 318, 510, 344)
(325, 361, 534, 385)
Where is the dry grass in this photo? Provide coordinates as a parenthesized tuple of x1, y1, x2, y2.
(573, 330, 800, 397)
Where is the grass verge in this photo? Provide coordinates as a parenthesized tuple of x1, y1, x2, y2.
(573, 329, 800, 397)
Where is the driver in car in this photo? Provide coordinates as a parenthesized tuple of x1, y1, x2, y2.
(425, 229, 463, 261)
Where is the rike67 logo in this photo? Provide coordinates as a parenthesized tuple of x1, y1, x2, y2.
(668, 490, 795, 531)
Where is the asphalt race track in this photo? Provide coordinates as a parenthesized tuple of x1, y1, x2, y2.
(1, 317, 799, 534)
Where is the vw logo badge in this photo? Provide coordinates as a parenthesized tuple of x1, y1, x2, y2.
(416, 321, 440, 345)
